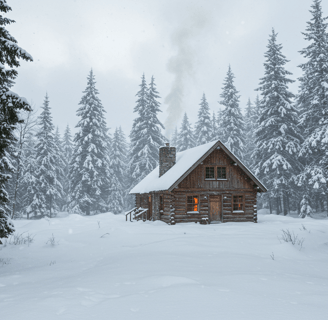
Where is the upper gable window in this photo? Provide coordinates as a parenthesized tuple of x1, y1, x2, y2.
(205, 166, 227, 180)
(205, 167, 215, 179)
(217, 167, 227, 179)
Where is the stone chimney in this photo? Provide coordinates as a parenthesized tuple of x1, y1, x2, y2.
(159, 143, 176, 177)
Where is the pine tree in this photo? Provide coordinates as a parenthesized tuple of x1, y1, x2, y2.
(176, 113, 195, 152)
(194, 93, 212, 146)
(21, 132, 37, 219)
(108, 127, 128, 214)
(297, 0, 328, 200)
(210, 112, 218, 141)
(54, 127, 65, 210)
(0, 0, 33, 240)
(62, 125, 73, 211)
(219, 66, 245, 159)
(70, 70, 110, 215)
(244, 98, 257, 169)
(215, 107, 224, 141)
(129, 75, 166, 188)
(32, 95, 63, 217)
(170, 127, 179, 147)
(254, 29, 303, 215)
(299, 194, 313, 218)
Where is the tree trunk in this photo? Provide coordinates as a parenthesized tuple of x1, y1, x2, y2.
(276, 196, 280, 215)
(269, 197, 272, 214)
(283, 194, 288, 216)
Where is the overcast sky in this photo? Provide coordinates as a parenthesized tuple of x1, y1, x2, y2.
(9, 0, 328, 138)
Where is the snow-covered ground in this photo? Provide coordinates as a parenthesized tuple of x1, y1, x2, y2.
(1, 212, 327, 320)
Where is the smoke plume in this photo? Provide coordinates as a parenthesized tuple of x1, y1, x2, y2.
(164, 10, 210, 137)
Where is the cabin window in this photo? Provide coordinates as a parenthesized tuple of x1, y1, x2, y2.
(187, 196, 199, 212)
(205, 167, 215, 179)
(159, 195, 164, 212)
(233, 195, 243, 211)
(217, 167, 227, 179)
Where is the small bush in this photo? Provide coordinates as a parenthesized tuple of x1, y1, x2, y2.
(46, 234, 58, 246)
(0, 258, 11, 266)
(2, 232, 35, 247)
(280, 229, 304, 250)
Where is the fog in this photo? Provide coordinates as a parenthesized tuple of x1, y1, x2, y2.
(9, 0, 325, 137)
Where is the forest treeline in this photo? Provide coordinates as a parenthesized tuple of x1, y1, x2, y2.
(1, 0, 328, 239)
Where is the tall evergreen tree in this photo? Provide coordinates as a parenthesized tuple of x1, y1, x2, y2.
(54, 127, 65, 210)
(0, 0, 33, 240)
(210, 112, 218, 141)
(129, 75, 166, 188)
(297, 0, 328, 202)
(194, 93, 212, 146)
(215, 107, 224, 141)
(31, 95, 63, 217)
(21, 132, 37, 219)
(244, 98, 257, 169)
(176, 113, 195, 152)
(254, 29, 303, 215)
(62, 125, 73, 211)
(69, 70, 110, 215)
(108, 127, 128, 214)
(219, 66, 245, 159)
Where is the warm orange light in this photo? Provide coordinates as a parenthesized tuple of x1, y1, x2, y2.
(194, 197, 198, 211)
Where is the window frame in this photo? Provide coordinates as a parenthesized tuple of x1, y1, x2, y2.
(204, 166, 228, 181)
(232, 195, 244, 212)
(217, 166, 227, 180)
(186, 195, 199, 213)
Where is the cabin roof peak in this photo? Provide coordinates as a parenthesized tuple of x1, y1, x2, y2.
(129, 140, 267, 194)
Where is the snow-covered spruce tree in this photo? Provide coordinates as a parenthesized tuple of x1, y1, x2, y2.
(297, 0, 328, 211)
(244, 98, 257, 169)
(9, 110, 37, 219)
(254, 29, 303, 215)
(69, 70, 111, 215)
(62, 125, 73, 211)
(0, 0, 33, 240)
(170, 127, 179, 147)
(54, 127, 65, 210)
(129, 75, 166, 189)
(194, 93, 212, 146)
(219, 66, 245, 159)
(211, 112, 218, 141)
(215, 107, 224, 141)
(21, 132, 37, 219)
(108, 127, 128, 214)
(299, 194, 313, 218)
(32, 95, 63, 217)
(176, 112, 195, 152)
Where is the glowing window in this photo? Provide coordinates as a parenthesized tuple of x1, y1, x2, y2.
(233, 196, 243, 211)
(187, 196, 199, 212)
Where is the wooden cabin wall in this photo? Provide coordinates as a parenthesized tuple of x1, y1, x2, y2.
(172, 191, 209, 223)
(177, 148, 254, 191)
(160, 193, 174, 224)
(172, 190, 256, 223)
(136, 194, 149, 209)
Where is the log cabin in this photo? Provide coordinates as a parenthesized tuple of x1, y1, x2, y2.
(128, 140, 267, 224)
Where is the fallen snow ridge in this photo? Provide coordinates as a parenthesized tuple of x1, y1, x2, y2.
(0, 212, 328, 320)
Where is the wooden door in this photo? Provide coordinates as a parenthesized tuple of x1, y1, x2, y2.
(209, 195, 221, 222)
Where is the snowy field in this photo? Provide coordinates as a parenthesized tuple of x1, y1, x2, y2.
(1, 212, 328, 320)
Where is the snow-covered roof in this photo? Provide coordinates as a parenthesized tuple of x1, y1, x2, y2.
(130, 140, 267, 194)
